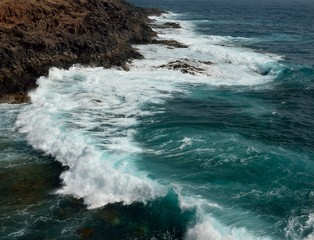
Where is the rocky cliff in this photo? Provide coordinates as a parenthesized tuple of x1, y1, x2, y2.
(0, 0, 160, 103)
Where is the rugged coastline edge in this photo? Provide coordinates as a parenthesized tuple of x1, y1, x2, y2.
(0, 0, 165, 104)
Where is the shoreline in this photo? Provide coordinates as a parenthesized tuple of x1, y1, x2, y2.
(0, 0, 165, 104)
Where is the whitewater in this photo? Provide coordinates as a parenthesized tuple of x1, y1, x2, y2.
(11, 12, 289, 240)
(1, 1, 314, 237)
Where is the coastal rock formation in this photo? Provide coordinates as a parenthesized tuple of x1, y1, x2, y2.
(0, 0, 161, 103)
(152, 39, 188, 49)
(149, 21, 188, 49)
(150, 22, 181, 29)
(159, 59, 212, 75)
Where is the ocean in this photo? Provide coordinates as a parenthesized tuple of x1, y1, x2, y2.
(1, 0, 314, 239)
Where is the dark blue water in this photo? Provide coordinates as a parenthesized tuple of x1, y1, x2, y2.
(132, 0, 314, 67)
(130, 0, 314, 238)
(1, 0, 314, 239)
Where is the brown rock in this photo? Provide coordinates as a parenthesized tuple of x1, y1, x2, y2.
(0, 92, 30, 104)
(0, 0, 159, 103)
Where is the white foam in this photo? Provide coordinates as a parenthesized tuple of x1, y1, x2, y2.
(16, 66, 176, 208)
(176, 191, 271, 240)
(147, 13, 282, 86)
(16, 13, 282, 240)
(186, 217, 272, 240)
(178, 194, 223, 212)
(179, 137, 193, 150)
(17, 63, 197, 209)
(285, 212, 314, 240)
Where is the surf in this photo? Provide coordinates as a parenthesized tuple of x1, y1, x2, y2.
(15, 12, 286, 239)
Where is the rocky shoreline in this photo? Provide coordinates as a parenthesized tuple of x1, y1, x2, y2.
(0, 0, 163, 103)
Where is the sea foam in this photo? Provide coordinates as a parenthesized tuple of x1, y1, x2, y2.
(186, 218, 272, 240)
(16, 11, 282, 239)
(16, 66, 172, 208)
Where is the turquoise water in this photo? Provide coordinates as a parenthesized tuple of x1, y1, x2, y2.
(1, 0, 314, 239)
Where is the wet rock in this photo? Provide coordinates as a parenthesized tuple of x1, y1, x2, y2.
(163, 22, 181, 28)
(200, 60, 213, 65)
(0, 92, 30, 104)
(159, 59, 206, 75)
(91, 99, 102, 104)
(152, 39, 188, 48)
(143, 8, 165, 17)
(150, 22, 181, 29)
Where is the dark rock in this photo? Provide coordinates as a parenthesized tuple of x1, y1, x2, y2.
(0, 0, 158, 103)
(0, 92, 30, 104)
(143, 8, 166, 17)
(91, 99, 102, 104)
(161, 22, 181, 28)
(152, 39, 188, 49)
(159, 59, 206, 75)
(150, 22, 181, 29)
(200, 60, 213, 65)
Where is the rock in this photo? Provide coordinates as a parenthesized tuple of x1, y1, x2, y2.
(143, 8, 166, 17)
(152, 39, 188, 49)
(200, 60, 213, 65)
(0, 93, 30, 104)
(150, 22, 181, 29)
(0, 0, 160, 103)
(159, 59, 207, 75)
(163, 22, 181, 28)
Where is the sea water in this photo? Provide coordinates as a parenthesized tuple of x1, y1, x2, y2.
(1, 0, 313, 239)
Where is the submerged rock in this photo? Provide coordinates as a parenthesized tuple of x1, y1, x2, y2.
(77, 227, 94, 238)
(0, 161, 64, 207)
(98, 207, 121, 225)
(0, 0, 159, 103)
